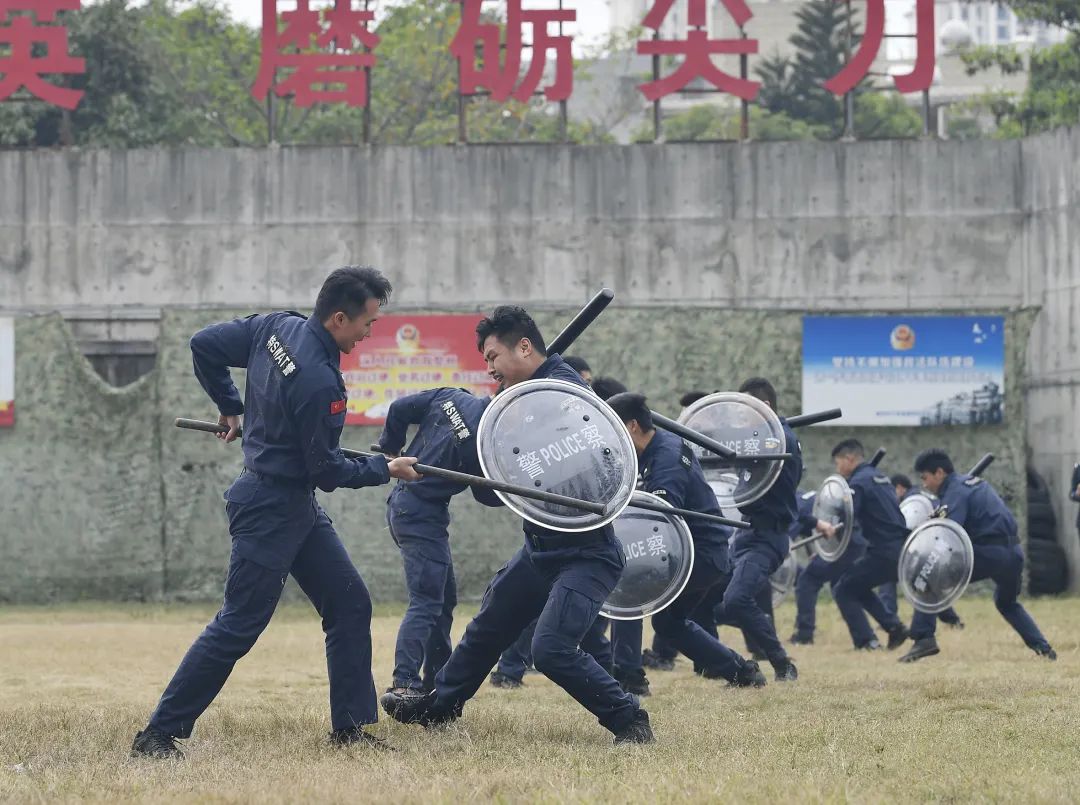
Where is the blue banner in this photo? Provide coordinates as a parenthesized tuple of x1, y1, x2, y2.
(802, 316, 1005, 426)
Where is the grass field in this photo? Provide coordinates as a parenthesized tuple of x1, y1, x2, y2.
(1, 597, 1078, 803)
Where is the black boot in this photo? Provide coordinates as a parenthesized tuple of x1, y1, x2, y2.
(1032, 644, 1057, 661)
(772, 658, 798, 681)
(641, 649, 675, 671)
(789, 632, 814, 646)
(131, 727, 183, 760)
(613, 710, 654, 745)
(886, 625, 910, 650)
(899, 637, 940, 663)
(613, 666, 651, 697)
(729, 660, 767, 688)
(380, 688, 459, 727)
(488, 671, 524, 689)
(328, 727, 393, 750)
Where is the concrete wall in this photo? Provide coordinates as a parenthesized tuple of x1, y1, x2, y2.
(1, 129, 1077, 600)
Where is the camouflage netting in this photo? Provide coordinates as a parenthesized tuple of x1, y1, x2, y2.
(0, 306, 1036, 603)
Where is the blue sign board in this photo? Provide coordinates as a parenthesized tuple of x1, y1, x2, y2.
(802, 316, 1005, 426)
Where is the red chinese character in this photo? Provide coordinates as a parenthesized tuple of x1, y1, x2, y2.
(824, 0, 935, 95)
(252, 0, 379, 108)
(0, 0, 85, 109)
(636, 0, 759, 102)
(450, 0, 576, 103)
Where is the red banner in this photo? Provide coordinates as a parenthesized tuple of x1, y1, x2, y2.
(341, 314, 497, 425)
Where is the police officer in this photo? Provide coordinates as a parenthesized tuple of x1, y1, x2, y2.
(131, 266, 421, 759)
(381, 307, 652, 745)
(712, 378, 801, 682)
(891, 473, 965, 630)
(829, 440, 911, 651)
(378, 387, 501, 699)
(789, 489, 868, 645)
(605, 392, 767, 692)
(1071, 462, 1080, 543)
(900, 448, 1057, 663)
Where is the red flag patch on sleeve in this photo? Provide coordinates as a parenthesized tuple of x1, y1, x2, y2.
(330, 399, 347, 415)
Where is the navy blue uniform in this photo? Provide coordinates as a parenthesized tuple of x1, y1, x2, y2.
(379, 387, 498, 692)
(793, 490, 867, 641)
(607, 429, 750, 682)
(713, 418, 802, 668)
(149, 313, 392, 738)
(426, 355, 639, 734)
(910, 474, 1051, 650)
(832, 462, 910, 647)
(1069, 464, 1080, 531)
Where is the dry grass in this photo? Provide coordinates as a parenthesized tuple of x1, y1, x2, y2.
(1, 596, 1078, 803)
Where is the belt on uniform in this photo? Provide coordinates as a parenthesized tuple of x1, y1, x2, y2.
(526, 530, 606, 552)
(242, 467, 313, 491)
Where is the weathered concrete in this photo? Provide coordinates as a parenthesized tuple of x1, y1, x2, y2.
(0, 130, 1077, 599)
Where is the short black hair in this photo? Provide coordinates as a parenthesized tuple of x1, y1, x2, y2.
(592, 376, 627, 401)
(476, 306, 547, 355)
(739, 377, 777, 409)
(830, 438, 865, 459)
(679, 390, 711, 408)
(890, 473, 913, 490)
(313, 266, 392, 322)
(914, 448, 955, 475)
(563, 355, 591, 375)
(607, 392, 654, 432)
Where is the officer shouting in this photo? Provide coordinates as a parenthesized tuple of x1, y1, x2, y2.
(131, 266, 420, 759)
(381, 306, 652, 745)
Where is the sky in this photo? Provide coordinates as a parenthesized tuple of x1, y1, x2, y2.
(214, 0, 613, 50)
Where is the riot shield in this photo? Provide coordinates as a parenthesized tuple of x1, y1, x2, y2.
(898, 518, 975, 614)
(677, 392, 787, 509)
(900, 493, 938, 531)
(476, 379, 637, 532)
(601, 492, 695, 621)
(811, 474, 854, 562)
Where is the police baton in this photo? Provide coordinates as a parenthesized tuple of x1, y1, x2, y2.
(175, 418, 751, 530)
(548, 288, 614, 355)
(969, 453, 994, 477)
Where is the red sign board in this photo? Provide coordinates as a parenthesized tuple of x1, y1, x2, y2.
(341, 314, 497, 425)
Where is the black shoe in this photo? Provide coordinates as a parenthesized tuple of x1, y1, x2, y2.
(380, 689, 458, 727)
(940, 614, 965, 630)
(1032, 644, 1057, 661)
(855, 639, 882, 651)
(131, 727, 183, 760)
(613, 667, 651, 697)
(328, 727, 393, 750)
(613, 710, 654, 745)
(899, 637, 940, 663)
(789, 632, 814, 646)
(386, 685, 426, 698)
(886, 625, 910, 650)
(641, 649, 675, 672)
(488, 671, 524, 689)
(772, 659, 798, 682)
(729, 660, 767, 688)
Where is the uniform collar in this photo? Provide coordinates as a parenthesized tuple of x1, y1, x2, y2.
(305, 317, 342, 365)
(639, 429, 665, 467)
(939, 472, 958, 497)
(530, 353, 563, 379)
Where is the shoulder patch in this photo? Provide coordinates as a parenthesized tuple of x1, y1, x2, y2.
(266, 332, 300, 378)
(964, 476, 984, 487)
(440, 398, 472, 442)
(679, 443, 694, 470)
(330, 399, 347, 415)
(873, 475, 892, 485)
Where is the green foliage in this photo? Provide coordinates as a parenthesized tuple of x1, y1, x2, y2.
(853, 92, 923, 139)
(0, 0, 615, 147)
(633, 103, 821, 142)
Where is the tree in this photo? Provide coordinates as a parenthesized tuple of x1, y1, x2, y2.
(755, 0, 865, 136)
(957, 0, 1079, 137)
